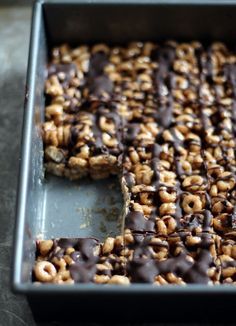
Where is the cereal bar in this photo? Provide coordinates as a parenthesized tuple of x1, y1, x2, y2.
(34, 41, 236, 285)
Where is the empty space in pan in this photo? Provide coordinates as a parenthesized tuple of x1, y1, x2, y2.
(39, 174, 123, 241)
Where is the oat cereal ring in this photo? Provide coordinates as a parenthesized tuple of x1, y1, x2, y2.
(34, 261, 57, 282)
(99, 116, 115, 132)
(160, 171, 176, 187)
(182, 175, 204, 191)
(181, 160, 192, 175)
(45, 104, 64, 125)
(53, 270, 74, 284)
(102, 133, 118, 147)
(156, 219, 168, 236)
(220, 240, 236, 259)
(129, 148, 140, 164)
(182, 194, 202, 214)
(45, 75, 63, 97)
(51, 257, 67, 271)
(132, 202, 153, 215)
(163, 216, 177, 234)
(216, 174, 235, 191)
(94, 274, 110, 284)
(102, 237, 115, 255)
(107, 275, 130, 285)
(139, 192, 153, 205)
(159, 187, 177, 203)
(92, 43, 110, 54)
(212, 200, 233, 215)
(38, 240, 54, 256)
(176, 43, 194, 61)
(159, 203, 176, 216)
(134, 164, 154, 185)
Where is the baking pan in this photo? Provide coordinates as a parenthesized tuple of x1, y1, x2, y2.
(13, 0, 236, 322)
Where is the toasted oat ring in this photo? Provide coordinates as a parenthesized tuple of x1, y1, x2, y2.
(208, 165, 224, 179)
(176, 43, 194, 60)
(34, 261, 57, 282)
(53, 270, 74, 284)
(140, 192, 153, 205)
(99, 116, 115, 132)
(182, 194, 202, 214)
(182, 175, 204, 188)
(159, 203, 176, 216)
(159, 187, 177, 203)
(160, 171, 176, 186)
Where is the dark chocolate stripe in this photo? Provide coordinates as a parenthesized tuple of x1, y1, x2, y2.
(203, 47, 236, 231)
(152, 44, 176, 219)
(195, 46, 214, 233)
(86, 51, 113, 98)
(153, 44, 176, 129)
(224, 62, 236, 158)
(205, 47, 234, 168)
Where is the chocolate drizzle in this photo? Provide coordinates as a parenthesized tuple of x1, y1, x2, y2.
(69, 262, 97, 283)
(48, 63, 77, 86)
(151, 46, 176, 222)
(52, 238, 100, 262)
(123, 172, 135, 189)
(229, 200, 236, 229)
(151, 143, 162, 189)
(39, 42, 236, 285)
(170, 129, 184, 225)
(125, 123, 141, 145)
(125, 211, 156, 233)
(195, 47, 214, 233)
(227, 64, 236, 139)
(224, 62, 236, 162)
(87, 52, 113, 97)
(153, 45, 176, 129)
(184, 249, 214, 284)
(126, 230, 218, 284)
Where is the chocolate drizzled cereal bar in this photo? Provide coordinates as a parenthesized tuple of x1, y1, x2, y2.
(34, 237, 129, 285)
(34, 41, 236, 285)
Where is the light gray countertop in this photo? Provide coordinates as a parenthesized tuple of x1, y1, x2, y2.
(0, 5, 231, 326)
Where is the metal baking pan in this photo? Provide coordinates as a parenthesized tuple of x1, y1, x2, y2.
(13, 0, 236, 322)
